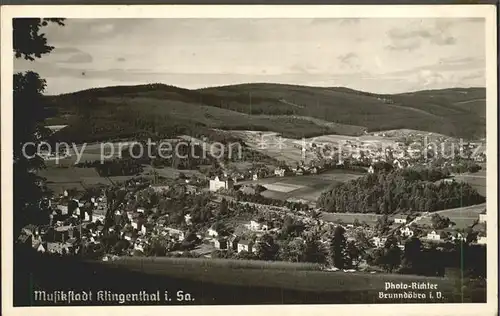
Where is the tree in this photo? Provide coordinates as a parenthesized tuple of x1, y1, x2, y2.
(380, 236, 402, 272)
(255, 234, 280, 261)
(431, 213, 452, 229)
(375, 215, 391, 235)
(278, 238, 305, 262)
(219, 198, 229, 216)
(329, 226, 348, 269)
(13, 18, 66, 235)
(346, 240, 362, 268)
(302, 233, 327, 264)
(401, 237, 423, 273)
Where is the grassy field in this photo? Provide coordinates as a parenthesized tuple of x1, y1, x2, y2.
(453, 172, 487, 197)
(107, 256, 453, 292)
(39, 164, 157, 194)
(320, 212, 384, 226)
(413, 203, 487, 229)
(247, 170, 363, 203)
(15, 246, 485, 306)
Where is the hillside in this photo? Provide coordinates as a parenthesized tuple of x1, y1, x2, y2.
(43, 83, 486, 143)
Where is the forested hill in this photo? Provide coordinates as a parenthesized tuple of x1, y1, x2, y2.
(44, 83, 486, 143)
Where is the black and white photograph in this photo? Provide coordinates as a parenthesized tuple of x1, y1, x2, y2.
(1, 5, 497, 315)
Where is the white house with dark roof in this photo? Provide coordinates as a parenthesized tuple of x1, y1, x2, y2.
(372, 236, 387, 248)
(479, 211, 487, 223)
(400, 227, 414, 237)
(209, 176, 234, 192)
(237, 239, 256, 253)
(394, 216, 407, 224)
(426, 231, 441, 241)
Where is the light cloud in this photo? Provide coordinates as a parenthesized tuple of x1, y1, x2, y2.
(13, 18, 485, 95)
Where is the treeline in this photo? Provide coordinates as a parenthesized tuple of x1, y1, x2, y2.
(445, 161, 482, 174)
(368, 236, 486, 278)
(215, 227, 486, 279)
(318, 168, 486, 214)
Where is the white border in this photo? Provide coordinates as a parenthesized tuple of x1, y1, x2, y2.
(1, 5, 497, 316)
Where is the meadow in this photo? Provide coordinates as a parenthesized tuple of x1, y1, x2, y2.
(453, 173, 487, 197)
(15, 241, 486, 306)
(251, 170, 363, 203)
(413, 203, 487, 229)
(106, 256, 460, 295)
(320, 212, 384, 226)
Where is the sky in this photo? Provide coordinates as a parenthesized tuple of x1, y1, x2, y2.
(14, 18, 486, 95)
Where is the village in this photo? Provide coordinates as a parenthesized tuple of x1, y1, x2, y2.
(17, 132, 487, 274)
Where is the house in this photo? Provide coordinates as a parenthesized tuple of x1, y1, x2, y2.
(213, 238, 228, 250)
(372, 236, 387, 248)
(141, 223, 151, 235)
(274, 167, 286, 177)
(150, 184, 170, 193)
(207, 227, 219, 237)
(186, 185, 198, 194)
(394, 216, 407, 224)
(165, 227, 185, 241)
(47, 242, 74, 255)
(477, 235, 487, 245)
(252, 173, 259, 181)
(450, 232, 465, 242)
(393, 159, 404, 169)
(479, 212, 487, 223)
(54, 225, 75, 242)
(32, 240, 46, 253)
(248, 220, 268, 231)
(240, 185, 257, 195)
(131, 218, 144, 231)
(22, 224, 38, 236)
(124, 231, 133, 241)
(92, 212, 106, 223)
(400, 227, 414, 237)
(184, 214, 192, 225)
(209, 176, 234, 192)
(294, 168, 304, 176)
(310, 167, 319, 174)
(368, 165, 375, 174)
(134, 239, 146, 252)
(56, 204, 69, 215)
(426, 231, 441, 241)
(237, 239, 256, 253)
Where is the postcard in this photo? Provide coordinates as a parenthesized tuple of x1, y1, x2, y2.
(1, 4, 497, 316)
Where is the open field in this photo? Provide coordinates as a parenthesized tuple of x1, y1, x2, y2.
(412, 203, 486, 229)
(39, 164, 158, 194)
(262, 182, 305, 193)
(320, 212, 385, 226)
(453, 170, 487, 197)
(102, 256, 467, 301)
(17, 249, 485, 305)
(43, 142, 135, 167)
(242, 170, 363, 202)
